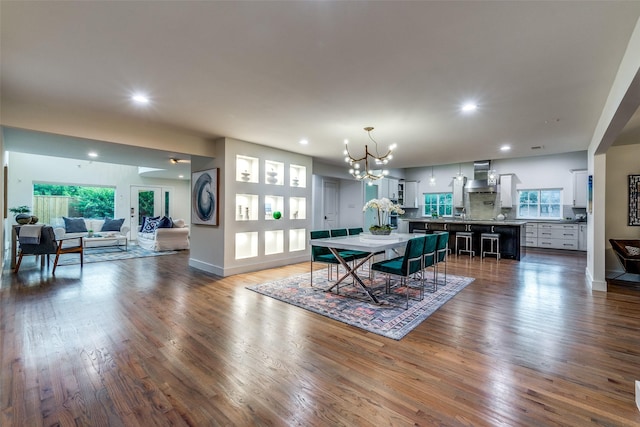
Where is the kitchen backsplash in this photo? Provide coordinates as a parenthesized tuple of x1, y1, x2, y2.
(399, 192, 587, 221)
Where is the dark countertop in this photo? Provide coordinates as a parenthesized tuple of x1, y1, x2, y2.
(402, 218, 527, 226)
(402, 218, 587, 225)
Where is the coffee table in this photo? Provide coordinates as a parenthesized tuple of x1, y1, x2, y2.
(83, 234, 128, 252)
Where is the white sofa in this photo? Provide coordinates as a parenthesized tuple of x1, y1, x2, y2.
(137, 218, 190, 251)
(54, 218, 130, 249)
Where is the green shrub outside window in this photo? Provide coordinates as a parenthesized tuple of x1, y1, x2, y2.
(518, 189, 562, 219)
(423, 192, 453, 217)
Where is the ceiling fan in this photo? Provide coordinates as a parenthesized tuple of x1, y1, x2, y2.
(170, 158, 191, 164)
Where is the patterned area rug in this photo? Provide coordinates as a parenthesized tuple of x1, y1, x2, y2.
(247, 268, 474, 340)
(56, 243, 178, 265)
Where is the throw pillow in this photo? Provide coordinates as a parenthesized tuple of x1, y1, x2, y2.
(63, 217, 88, 233)
(101, 217, 125, 232)
(157, 216, 173, 228)
(140, 216, 161, 233)
(173, 218, 185, 228)
(625, 245, 640, 256)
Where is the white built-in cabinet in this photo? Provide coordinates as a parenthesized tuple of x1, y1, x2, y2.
(499, 174, 513, 209)
(234, 155, 309, 261)
(573, 170, 588, 208)
(453, 177, 465, 208)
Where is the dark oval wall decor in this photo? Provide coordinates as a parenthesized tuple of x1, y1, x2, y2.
(193, 172, 215, 221)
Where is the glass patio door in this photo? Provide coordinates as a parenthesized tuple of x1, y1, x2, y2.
(130, 186, 164, 240)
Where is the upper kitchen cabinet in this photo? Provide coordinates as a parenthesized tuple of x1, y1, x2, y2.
(573, 170, 588, 208)
(453, 177, 465, 208)
(379, 178, 399, 200)
(399, 180, 418, 208)
(500, 174, 513, 208)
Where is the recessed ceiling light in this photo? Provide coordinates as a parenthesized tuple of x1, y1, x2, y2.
(132, 93, 150, 104)
(500, 145, 511, 152)
(88, 152, 98, 158)
(299, 139, 309, 145)
(178, 175, 184, 179)
(461, 102, 478, 113)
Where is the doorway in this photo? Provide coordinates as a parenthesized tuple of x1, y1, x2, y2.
(130, 186, 172, 240)
(322, 180, 339, 229)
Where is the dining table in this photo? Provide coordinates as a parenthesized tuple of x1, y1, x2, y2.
(309, 232, 422, 304)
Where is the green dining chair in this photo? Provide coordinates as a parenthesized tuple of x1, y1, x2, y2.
(371, 236, 426, 309)
(310, 230, 360, 285)
(421, 233, 439, 294)
(330, 229, 347, 237)
(329, 228, 369, 271)
(348, 227, 363, 235)
(435, 231, 449, 286)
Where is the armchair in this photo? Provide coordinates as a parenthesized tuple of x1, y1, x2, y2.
(15, 225, 83, 274)
(609, 239, 640, 281)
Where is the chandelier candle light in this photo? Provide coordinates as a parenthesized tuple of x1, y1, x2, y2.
(363, 197, 405, 235)
(344, 127, 397, 182)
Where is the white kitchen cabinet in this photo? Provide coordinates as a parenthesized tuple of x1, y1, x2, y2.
(573, 170, 588, 208)
(400, 181, 418, 208)
(378, 178, 399, 200)
(524, 223, 538, 247)
(578, 223, 587, 251)
(499, 174, 513, 208)
(453, 177, 465, 208)
(537, 223, 579, 250)
(525, 222, 582, 250)
(388, 178, 399, 200)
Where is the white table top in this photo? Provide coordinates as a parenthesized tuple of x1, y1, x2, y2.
(310, 233, 423, 252)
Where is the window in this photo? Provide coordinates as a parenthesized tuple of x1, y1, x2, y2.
(423, 192, 453, 217)
(518, 189, 562, 219)
(33, 184, 116, 225)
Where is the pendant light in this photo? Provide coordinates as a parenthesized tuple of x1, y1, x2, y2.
(456, 164, 465, 181)
(429, 166, 436, 187)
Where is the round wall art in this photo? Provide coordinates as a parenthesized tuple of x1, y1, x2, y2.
(191, 168, 219, 225)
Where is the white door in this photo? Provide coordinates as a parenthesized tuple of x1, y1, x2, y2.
(322, 180, 339, 229)
(130, 186, 163, 240)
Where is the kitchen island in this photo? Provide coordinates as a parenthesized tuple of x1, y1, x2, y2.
(405, 219, 527, 260)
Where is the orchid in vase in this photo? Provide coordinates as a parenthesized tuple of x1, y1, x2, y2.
(363, 197, 405, 235)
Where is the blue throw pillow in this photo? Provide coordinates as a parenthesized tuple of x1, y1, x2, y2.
(157, 216, 173, 229)
(101, 217, 125, 232)
(140, 216, 161, 233)
(63, 217, 87, 233)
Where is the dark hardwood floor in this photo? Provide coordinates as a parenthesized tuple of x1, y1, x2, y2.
(2, 248, 640, 426)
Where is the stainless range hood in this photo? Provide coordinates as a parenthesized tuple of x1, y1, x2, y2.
(465, 160, 499, 193)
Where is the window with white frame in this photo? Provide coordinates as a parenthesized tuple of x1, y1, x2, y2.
(423, 192, 453, 217)
(517, 189, 562, 219)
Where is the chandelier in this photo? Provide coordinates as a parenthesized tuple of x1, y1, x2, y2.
(344, 127, 396, 182)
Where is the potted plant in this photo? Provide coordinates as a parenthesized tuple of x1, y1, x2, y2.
(363, 197, 405, 235)
(9, 205, 34, 225)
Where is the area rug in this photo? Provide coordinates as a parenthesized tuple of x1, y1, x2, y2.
(247, 269, 474, 340)
(56, 244, 178, 265)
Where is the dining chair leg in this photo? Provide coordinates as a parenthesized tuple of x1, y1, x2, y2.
(52, 252, 61, 275)
(14, 253, 24, 273)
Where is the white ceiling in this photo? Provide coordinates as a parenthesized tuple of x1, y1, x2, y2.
(2, 1, 640, 176)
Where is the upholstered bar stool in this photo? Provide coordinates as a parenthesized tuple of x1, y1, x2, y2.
(481, 233, 501, 260)
(456, 231, 475, 257)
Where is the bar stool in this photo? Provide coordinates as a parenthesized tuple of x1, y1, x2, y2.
(456, 231, 475, 257)
(481, 233, 501, 260)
